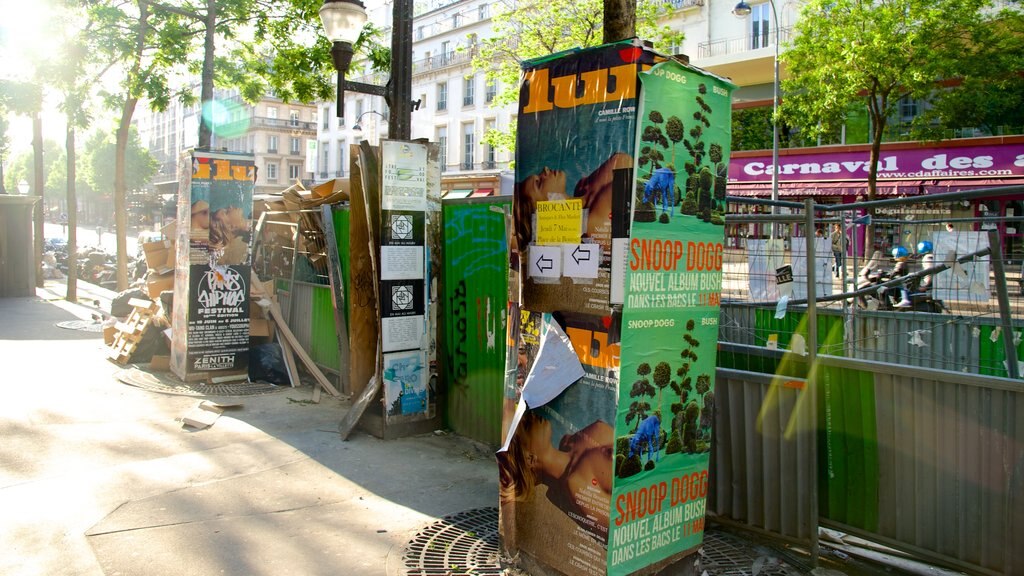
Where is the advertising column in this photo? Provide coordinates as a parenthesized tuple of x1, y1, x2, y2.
(498, 40, 734, 576)
(171, 150, 255, 382)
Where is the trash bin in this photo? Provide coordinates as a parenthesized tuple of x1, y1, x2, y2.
(0, 195, 39, 297)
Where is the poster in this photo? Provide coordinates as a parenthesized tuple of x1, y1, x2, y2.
(383, 350, 428, 417)
(498, 311, 619, 576)
(379, 141, 429, 355)
(513, 42, 658, 315)
(172, 150, 255, 380)
(608, 60, 733, 575)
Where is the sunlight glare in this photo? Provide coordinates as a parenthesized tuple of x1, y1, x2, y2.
(0, 0, 61, 80)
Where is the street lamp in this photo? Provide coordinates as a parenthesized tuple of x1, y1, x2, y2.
(352, 110, 387, 131)
(733, 0, 781, 236)
(319, 0, 414, 140)
(17, 180, 29, 195)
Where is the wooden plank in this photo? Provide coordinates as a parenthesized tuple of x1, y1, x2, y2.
(347, 144, 380, 397)
(337, 375, 380, 441)
(278, 331, 300, 388)
(268, 300, 340, 397)
(128, 298, 155, 309)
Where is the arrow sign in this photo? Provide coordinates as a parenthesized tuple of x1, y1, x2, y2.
(572, 245, 592, 265)
(563, 244, 599, 279)
(528, 246, 561, 279)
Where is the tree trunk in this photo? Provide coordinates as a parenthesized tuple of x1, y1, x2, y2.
(66, 123, 78, 303)
(113, 1, 148, 291)
(115, 100, 137, 291)
(603, 0, 636, 43)
(198, 0, 216, 148)
(33, 113, 44, 287)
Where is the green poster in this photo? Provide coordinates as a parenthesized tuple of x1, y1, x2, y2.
(608, 61, 734, 575)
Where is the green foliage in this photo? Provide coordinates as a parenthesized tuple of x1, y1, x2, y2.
(644, 460, 656, 471)
(658, 212, 670, 224)
(81, 129, 158, 195)
(695, 374, 711, 396)
(637, 362, 651, 376)
(666, 433, 682, 454)
(781, 0, 1005, 200)
(686, 319, 695, 331)
(471, 0, 684, 152)
(5, 140, 65, 199)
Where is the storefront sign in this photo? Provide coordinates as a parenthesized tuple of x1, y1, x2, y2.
(730, 144, 1024, 183)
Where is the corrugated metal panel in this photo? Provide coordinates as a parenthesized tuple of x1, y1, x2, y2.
(441, 197, 511, 446)
(310, 285, 340, 371)
(850, 311, 980, 371)
(284, 281, 341, 375)
(870, 372, 1024, 574)
(710, 369, 816, 544)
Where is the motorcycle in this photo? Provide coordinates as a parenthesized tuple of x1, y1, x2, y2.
(855, 249, 945, 313)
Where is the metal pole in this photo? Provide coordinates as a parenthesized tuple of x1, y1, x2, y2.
(388, 0, 413, 141)
(769, 0, 780, 238)
(987, 229, 1020, 379)
(804, 198, 820, 566)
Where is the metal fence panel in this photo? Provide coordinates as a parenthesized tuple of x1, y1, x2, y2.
(710, 369, 816, 544)
(867, 372, 1024, 574)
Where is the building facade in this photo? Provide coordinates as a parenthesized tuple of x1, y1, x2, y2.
(136, 88, 318, 198)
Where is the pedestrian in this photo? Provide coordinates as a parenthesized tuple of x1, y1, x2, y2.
(830, 223, 847, 278)
(815, 228, 824, 239)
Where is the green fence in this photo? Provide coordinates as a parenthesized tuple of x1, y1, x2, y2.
(441, 198, 511, 446)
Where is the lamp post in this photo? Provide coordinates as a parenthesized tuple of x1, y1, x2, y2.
(320, 0, 414, 141)
(352, 110, 387, 132)
(733, 0, 780, 237)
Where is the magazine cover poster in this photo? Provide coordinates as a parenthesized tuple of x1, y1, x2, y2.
(498, 312, 619, 576)
(608, 61, 734, 575)
(514, 41, 658, 316)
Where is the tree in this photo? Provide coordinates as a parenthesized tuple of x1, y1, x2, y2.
(81, 129, 158, 198)
(665, 115, 684, 168)
(472, 0, 683, 153)
(781, 0, 1007, 254)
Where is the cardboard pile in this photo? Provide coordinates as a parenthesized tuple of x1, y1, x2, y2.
(142, 223, 177, 299)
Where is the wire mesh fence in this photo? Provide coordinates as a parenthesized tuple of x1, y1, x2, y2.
(719, 186, 1024, 378)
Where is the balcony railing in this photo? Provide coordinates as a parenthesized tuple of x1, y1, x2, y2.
(412, 48, 477, 75)
(665, 0, 703, 10)
(698, 26, 793, 59)
(251, 117, 317, 131)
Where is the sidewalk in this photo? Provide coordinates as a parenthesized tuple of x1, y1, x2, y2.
(0, 281, 497, 576)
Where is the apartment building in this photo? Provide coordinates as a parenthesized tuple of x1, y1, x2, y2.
(136, 88, 319, 197)
(316, 0, 510, 182)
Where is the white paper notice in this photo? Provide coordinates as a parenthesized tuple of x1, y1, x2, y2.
(790, 333, 806, 355)
(528, 245, 562, 279)
(610, 238, 627, 304)
(381, 246, 425, 280)
(382, 315, 425, 352)
(562, 244, 600, 278)
(381, 141, 428, 212)
(521, 320, 585, 408)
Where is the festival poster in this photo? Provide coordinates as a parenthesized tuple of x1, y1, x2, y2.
(172, 150, 255, 380)
(498, 311, 619, 576)
(514, 41, 660, 315)
(608, 61, 734, 575)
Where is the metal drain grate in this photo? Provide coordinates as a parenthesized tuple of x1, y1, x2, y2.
(700, 530, 798, 576)
(56, 320, 105, 332)
(402, 507, 502, 576)
(114, 367, 286, 397)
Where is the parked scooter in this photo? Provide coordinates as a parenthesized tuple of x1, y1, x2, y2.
(855, 242, 945, 313)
